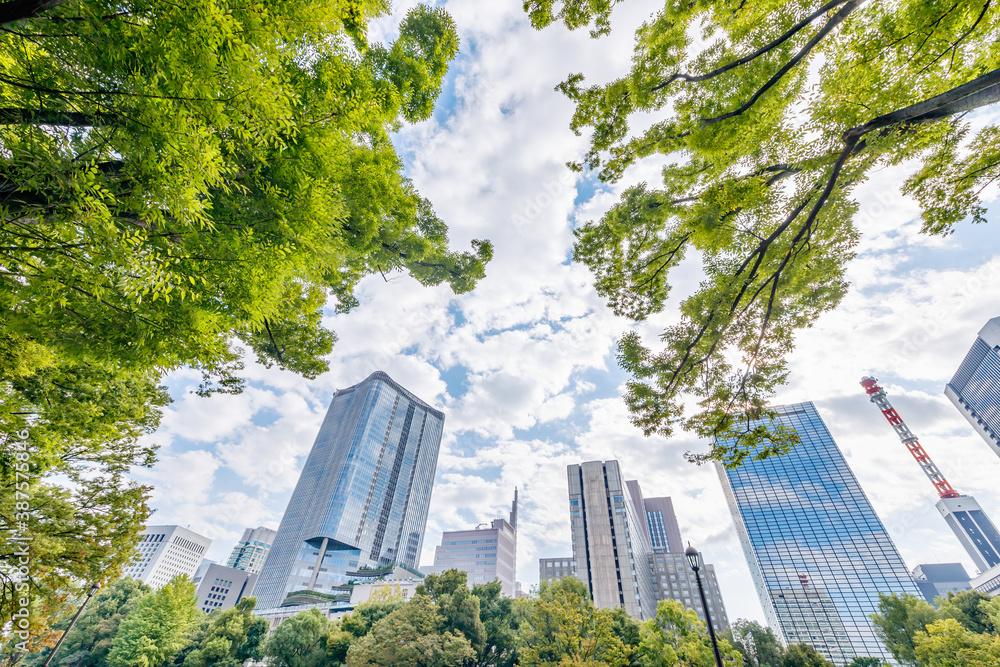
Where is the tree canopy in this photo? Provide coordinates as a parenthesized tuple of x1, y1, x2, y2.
(526, 0, 1000, 465)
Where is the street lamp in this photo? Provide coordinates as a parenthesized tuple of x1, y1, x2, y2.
(42, 582, 101, 667)
(685, 545, 725, 667)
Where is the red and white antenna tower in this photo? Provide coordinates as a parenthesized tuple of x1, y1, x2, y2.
(860, 376, 960, 499)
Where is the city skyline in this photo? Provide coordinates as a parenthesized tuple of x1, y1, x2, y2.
(129, 0, 1000, 625)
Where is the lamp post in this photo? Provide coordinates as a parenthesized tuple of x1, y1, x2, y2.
(686, 545, 724, 667)
(42, 582, 101, 667)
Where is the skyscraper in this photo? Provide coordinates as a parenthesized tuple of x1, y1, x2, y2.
(717, 402, 922, 666)
(254, 372, 445, 611)
(635, 487, 729, 633)
(122, 525, 212, 590)
(568, 460, 655, 620)
(945, 316, 1000, 460)
(425, 490, 518, 596)
(227, 526, 277, 574)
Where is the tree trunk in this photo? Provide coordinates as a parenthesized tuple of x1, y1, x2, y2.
(0, 0, 64, 25)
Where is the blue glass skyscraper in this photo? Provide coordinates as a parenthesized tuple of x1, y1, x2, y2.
(945, 316, 1000, 461)
(717, 402, 921, 666)
(254, 372, 444, 611)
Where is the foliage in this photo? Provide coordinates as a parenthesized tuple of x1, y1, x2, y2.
(179, 597, 268, 667)
(345, 595, 475, 667)
(28, 578, 151, 667)
(0, 0, 489, 388)
(844, 659, 882, 667)
(782, 644, 834, 667)
(871, 594, 941, 667)
(520, 580, 632, 667)
(938, 590, 997, 635)
(726, 619, 785, 667)
(105, 575, 199, 667)
(912, 618, 1000, 667)
(264, 607, 331, 667)
(418, 570, 487, 657)
(526, 0, 1000, 465)
(340, 600, 406, 639)
(471, 581, 530, 667)
(636, 599, 741, 667)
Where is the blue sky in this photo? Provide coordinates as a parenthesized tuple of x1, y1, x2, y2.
(136, 1, 1000, 624)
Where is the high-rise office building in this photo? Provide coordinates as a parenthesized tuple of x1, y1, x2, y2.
(193, 563, 259, 614)
(568, 460, 655, 620)
(539, 557, 577, 585)
(254, 372, 445, 611)
(634, 485, 728, 633)
(946, 316, 1000, 460)
(643, 496, 684, 554)
(425, 490, 518, 597)
(227, 526, 277, 574)
(717, 402, 923, 666)
(123, 525, 212, 590)
(936, 496, 1000, 573)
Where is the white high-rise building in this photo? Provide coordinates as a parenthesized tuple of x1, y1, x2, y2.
(425, 490, 518, 597)
(123, 525, 212, 589)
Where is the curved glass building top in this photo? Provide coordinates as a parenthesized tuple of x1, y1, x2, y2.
(254, 372, 444, 611)
(945, 316, 1000, 461)
(716, 402, 921, 666)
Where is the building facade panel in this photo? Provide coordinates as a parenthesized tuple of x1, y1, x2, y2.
(227, 526, 277, 574)
(568, 461, 655, 620)
(254, 372, 444, 610)
(717, 402, 922, 666)
(194, 564, 258, 613)
(945, 316, 1000, 461)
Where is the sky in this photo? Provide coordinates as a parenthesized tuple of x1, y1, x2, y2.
(135, 1, 1000, 624)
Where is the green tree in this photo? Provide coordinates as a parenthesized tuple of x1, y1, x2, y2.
(264, 607, 330, 667)
(340, 600, 406, 639)
(29, 578, 151, 667)
(938, 590, 996, 635)
(471, 581, 529, 667)
(520, 581, 632, 667)
(345, 595, 475, 667)
(636, 599, 741, 667)
(526, 0, 1000, 464)
(844, 659, 882, 667)
(418, 570, 487, 658)
(726, 619, 785, 667)
(0, 0, 489, 387)
(179, 597, 268, 667)
(913, 618, 1000, 667)
(782, 644, 834, 667)
(871, 594, 940, 667)
(106, 575, 200, 667)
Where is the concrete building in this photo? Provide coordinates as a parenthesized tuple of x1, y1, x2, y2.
(946, 316, 1000, 460)
(717, 402, 923, 666)
(426, 491, 518, 597)
(539, 557, 577, 586)
(227, 526, 277, 574)
(911, 563, 972, 605)
(568, 460, 655, 620)
(971, 563, 1000, 597)
(635, 487, 728, 634)
(643, 496, 683, 554)
(194, 564, 259, 614)
(935, 495, 1000, 573)
(123, 525, 212, 590)
(254, 372, 444, 611)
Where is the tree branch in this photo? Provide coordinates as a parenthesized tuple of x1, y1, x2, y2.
(0, 0, 62, 25)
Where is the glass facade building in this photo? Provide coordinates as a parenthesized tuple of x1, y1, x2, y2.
(254, 372, 444, 611)
(945, 316, 1000, 461)
(717, 402, 922, 666)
